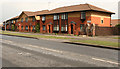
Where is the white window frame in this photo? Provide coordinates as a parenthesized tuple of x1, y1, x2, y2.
(81, 12, 86, 19)
(66, 25, 67, 31)
(54, 15, 57, 20)
(42, 16, 46, 21)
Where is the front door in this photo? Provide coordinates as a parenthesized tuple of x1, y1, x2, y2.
(49, 25, 51, 33)
(71, 25, 73, 34)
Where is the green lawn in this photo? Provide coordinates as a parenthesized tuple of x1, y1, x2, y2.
(113, 37, 120, 39)
(1, 31, 118, 48)
(1, 31, 74, 40)
(71, 40, 118, 48)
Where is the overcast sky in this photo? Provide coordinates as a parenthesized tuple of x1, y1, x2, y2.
(0, 0, 119, 24)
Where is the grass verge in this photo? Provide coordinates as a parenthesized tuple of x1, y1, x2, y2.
(70, 40, 118, 48)
(113, 37, 120, 39)
(1, 31, 118, 48)
(1, 31, 74, 40)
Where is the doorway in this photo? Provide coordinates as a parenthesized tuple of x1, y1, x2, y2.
(71, 24, 73, 34)
(49, 25, 51, 33)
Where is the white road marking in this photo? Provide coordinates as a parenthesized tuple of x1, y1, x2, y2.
(28, 44, 63, 53)
(92, 58, 119, 65)
(2, 39, 119, 66)
(4, 40, 13, 43)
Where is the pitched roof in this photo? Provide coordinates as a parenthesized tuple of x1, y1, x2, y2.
(111, 19, 120, 26)
(49, 3, 115, 14)
(35, 10, 49, 15)
(23, 11, 36, 16)
(20, 4, 115, 17)
(10, 16, 19, 20)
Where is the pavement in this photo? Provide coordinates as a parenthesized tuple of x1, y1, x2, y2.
(0, 35, 119, 67)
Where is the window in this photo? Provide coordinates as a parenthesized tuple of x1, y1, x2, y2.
(54, 14, 59, 20)
(81, 12, 86, 19)
(42, 16, 46, 21)
(43, 25, 45, 31)
(53, 25, 59, 31)
(32, 26, 35, 30)
(61, 13, 68, 20)
(21, 18, 23, 23)
(54, 15, 57, 20)
(32, 17, 35, 22)
(66, 25, 67, 31)
(11, 20, 13, 23)
(61, 14, 64, 19)
(61, 25, 67, 31)
(25, 26, 28, 30)
(101, 20, 104, 24)
(25, 17, 28, 22)
(21, 26, 23, 30)
(80, 24, 85, 32)
(61, 27, 64, 31)
(65, 13, 68, 19)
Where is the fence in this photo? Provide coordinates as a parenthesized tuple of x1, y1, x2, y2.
(95, 26, 120, 36)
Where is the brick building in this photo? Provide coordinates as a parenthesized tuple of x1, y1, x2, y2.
(3, 4, 115, 35)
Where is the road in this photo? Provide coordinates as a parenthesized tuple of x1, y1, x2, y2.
(0, 35, 119, 67)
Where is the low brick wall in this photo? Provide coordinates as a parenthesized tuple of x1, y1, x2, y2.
(95, 26, 120, 36)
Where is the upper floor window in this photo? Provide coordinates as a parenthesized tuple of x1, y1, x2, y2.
(54, 14, 59, 20)
(11, 20, 13, 23)
(42, 16, 46, 21)
(81, 12, 86, 19)
(32, 17, 35, 22)
(101, 20, 104, 24)
(21, 18, 23, 23)
(61, 13, 68, 20)
(25, 17, 28, 22)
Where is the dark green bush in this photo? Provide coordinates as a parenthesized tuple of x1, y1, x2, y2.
(35, 23, 40, 33)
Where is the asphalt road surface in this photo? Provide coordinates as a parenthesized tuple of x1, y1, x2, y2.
(0, 35, 119, 67)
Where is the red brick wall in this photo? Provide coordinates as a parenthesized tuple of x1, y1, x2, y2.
(39, 15, 53, 33)
(15, 20, 37, 32)
(13, 11, 112, 35)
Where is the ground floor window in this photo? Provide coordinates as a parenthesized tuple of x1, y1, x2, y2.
(32, 26, 35, 30)
(61, 25, 67, 31)
(80, 24, 85, 32)
(21, 26, 23, 30)
(25, 26, 28, 30)
(53, 25, 59, 31)
(43, 25, 45, 31)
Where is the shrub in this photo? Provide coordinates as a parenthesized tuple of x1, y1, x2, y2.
(115, 24, 120, 28)
(35, 23, 40, 33)
(12, 24, 15, 31)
